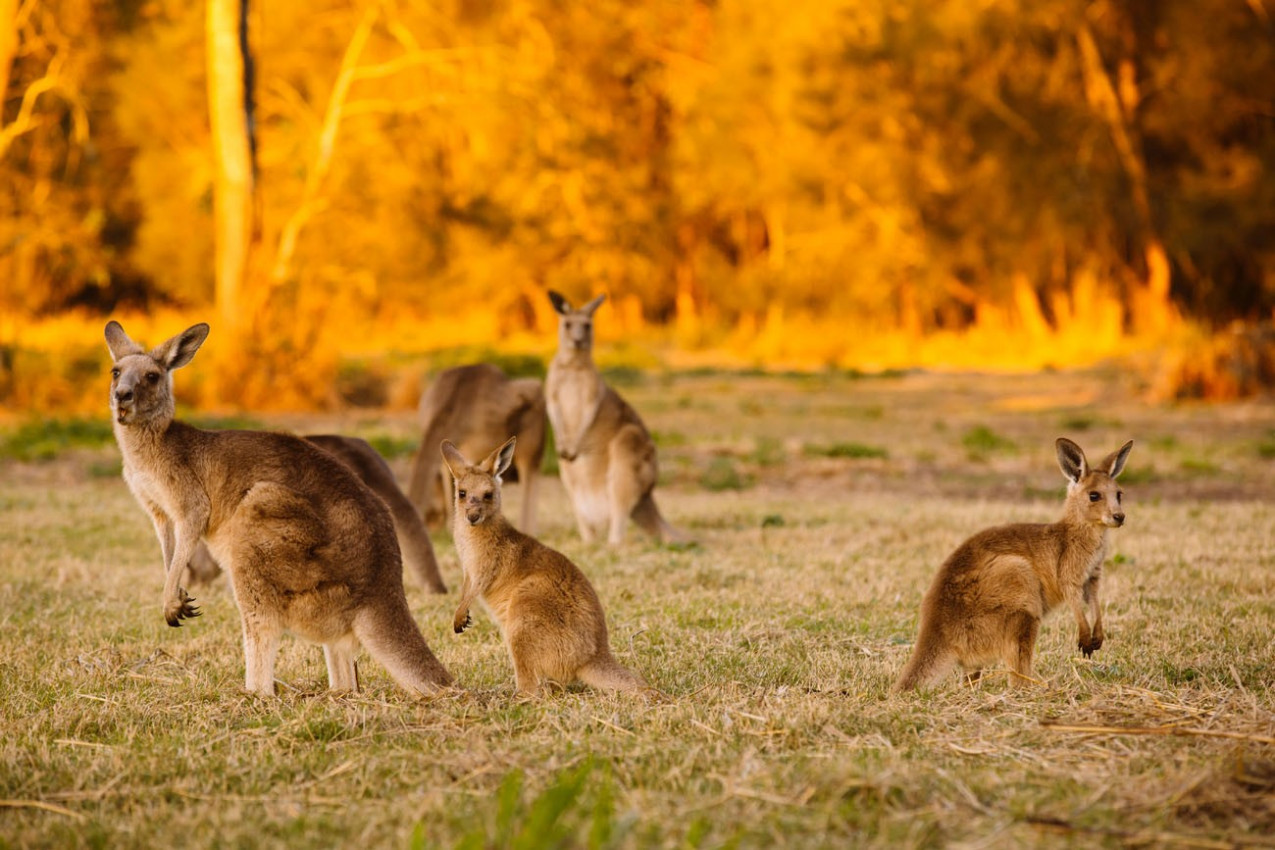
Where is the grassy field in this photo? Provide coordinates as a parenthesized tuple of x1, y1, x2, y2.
(2, 366, 1274, 848)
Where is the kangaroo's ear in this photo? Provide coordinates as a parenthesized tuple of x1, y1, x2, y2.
(1102, 440, 1134, 479)
(1055, 437, 1088, 483)
(581, 293, 607, 315)
(104, 321, 144, 362)
(480, 436, 517, 478)
(440, 440, 469, 480)
(494, 436, 517, 478)
(548, 290, 571, 315)
(151, 323, 210, 371)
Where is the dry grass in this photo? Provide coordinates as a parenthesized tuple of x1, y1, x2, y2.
(2, 368, 1274, 848)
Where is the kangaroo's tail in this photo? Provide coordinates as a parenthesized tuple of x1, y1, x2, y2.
(578, 654, 656, 697)
(891, 622, 955, 693)
(381, 484, 448, 594)
(631, 493, 693, 545)
(354, 596, 453, 695)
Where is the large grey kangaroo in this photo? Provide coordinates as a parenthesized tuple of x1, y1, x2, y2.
(104, 321, 452, 696)
(544, 291, 688, 545)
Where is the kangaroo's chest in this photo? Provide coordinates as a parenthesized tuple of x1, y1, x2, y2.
(123, 461, 170, 515)
(1058, 536, 1107, 590)
(551, 370, 603, 430)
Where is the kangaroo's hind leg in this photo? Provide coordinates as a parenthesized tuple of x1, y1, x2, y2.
(324, 634, 361, 692)
(1008, 612, 1041, 687)
(241, 612, 284, 696)
(606, 426, 656, 545)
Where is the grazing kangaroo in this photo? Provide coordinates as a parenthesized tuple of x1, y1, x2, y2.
(892, 437, 1134, 692)
(186, 434, 448, 594)
(545, 291, 687, 545)
(104, 321, 452, 696)
(441, 437, 651, 696)
(406, 363, 546, 535)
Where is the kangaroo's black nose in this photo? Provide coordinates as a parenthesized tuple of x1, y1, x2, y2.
(1113, 513, 1125, 526)
(116, 389, 134, 403)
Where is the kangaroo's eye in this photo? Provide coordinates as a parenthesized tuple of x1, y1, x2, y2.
(146, 373, 161, 384)
(1117, 491, 1123, 503)
(483, 492, 493, 501)
(457, 490, 466, 499)
(1088, 492, 1101, 502)
(110, 368, 120, 379)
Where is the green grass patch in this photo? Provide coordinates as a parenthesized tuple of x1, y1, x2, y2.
(0, 417, 115, 460)
(698, 456, 754, 491)
(1179, 457, 1221, 475)
(600, 365, 646, 387)
(364, 433, 419, 460)
(1058, 412, 1122, 431)
(961, 425, 1016, 460)
(750, 436, 786, 467)
(651, 429, 687, 448)
(803, 441, 889, 460)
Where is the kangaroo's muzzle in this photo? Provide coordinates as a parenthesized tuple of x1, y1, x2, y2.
(114, 393, 135, 423)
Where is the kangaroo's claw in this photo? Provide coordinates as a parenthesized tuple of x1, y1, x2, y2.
(454, 611, 472, 634)
(165, 588, 201, 627)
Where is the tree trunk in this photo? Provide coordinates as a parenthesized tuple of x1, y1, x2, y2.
(1076, 19, 1177, 336)
(206, 0, 256, 335)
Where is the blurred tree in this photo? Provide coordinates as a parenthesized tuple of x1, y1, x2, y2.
(4, 0, 1275, 378)
(0, 0, 149, 315)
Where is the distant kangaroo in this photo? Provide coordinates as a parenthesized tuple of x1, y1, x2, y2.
(406, 363, 546, 535)
(893, 437, 1134, 692)
(441, 437, 652, 696)
(187, 434, 448, 594)
(104, 321, 452, 696)
(545, 291, 687, 545)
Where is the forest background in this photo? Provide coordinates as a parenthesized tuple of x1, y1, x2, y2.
(2, 0, 1274, 413)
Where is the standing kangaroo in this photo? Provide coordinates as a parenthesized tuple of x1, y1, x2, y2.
(441, 437, 651, 696)
(544, 291, 686, 545)
(893, 438, 1134, 692)
(406, 363, 546, 535)
(187, 434, 448, 594)
(104, 321, 452, 696)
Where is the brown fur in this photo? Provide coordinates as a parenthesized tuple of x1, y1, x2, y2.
(406, 363, 546, 534)
(893, 437, 1134, 692)
(104, 321, 452, 697)
(186, 434, 448, 594)
(441, 437, 653, 697)
(544, 291, 689, 545)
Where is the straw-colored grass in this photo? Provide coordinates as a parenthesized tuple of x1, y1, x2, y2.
(2, 368, 1274, 848)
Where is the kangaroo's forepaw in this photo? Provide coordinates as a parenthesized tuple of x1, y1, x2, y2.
(453, 612, 472, 634)
(165, 588, 201, 627)
(1079, 635, 1103, 657)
